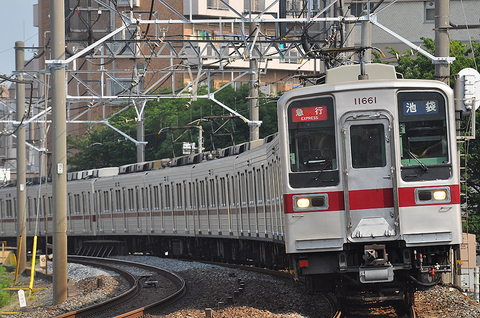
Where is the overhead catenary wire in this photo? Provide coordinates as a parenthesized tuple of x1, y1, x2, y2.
(459, 0, 478, 71)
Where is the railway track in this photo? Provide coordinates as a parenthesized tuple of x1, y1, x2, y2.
(55, 256, 186, 318)
(331, 294, 416, 318)
(50, 256, 416, 318)
(139, 257, 332, 318)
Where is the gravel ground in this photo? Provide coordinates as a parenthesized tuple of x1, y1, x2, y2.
(144, 265, 332, 318)
(3, 274, 128, 318)
(414, 285, 480, 318)
(114, 255, 334, 317)
(2, 257, 480, 318)
(46, 262, 120, 281)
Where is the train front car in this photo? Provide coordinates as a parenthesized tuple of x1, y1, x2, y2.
(278, 64, 462, 297)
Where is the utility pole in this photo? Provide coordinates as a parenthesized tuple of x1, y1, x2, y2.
(15, 41, 26, 275)
(51, 0, 68, 305)
(37, 71, 48, 273)
(137, 114, 145, 162)
(345, 15, 355, 48)
(435, 0, 450, 84)
(435, 0, 453, 286)
(249, 21, 260, 141)
(136, 64, 145, 163)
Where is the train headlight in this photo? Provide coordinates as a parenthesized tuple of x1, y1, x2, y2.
(433, 190, 447, 201)
(292, 194, 328, 211)
(415, 187, 450, 204)
(296, 198, 310, 208)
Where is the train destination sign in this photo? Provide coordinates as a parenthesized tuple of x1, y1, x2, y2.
(403, 100, 439, 115)
(291, 106, 328, 122)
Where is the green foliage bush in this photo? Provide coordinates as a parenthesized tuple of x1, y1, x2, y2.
(0, 266, 13, 308)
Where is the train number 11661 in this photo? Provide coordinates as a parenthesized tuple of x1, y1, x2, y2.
(354, 97, 377, 105)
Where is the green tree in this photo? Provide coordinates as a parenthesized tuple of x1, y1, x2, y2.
(68, 84, 279, 171)
(374, 37, 480, 81)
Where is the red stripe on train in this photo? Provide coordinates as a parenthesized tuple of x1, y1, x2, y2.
(397, 184, 460, 207)
(348, 188, 394, 210)
(283, 191, 344, 214)
(283, 184, 460, 213)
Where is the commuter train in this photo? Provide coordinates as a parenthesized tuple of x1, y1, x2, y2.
(0, 63, 464, 298)
(278, 63, 462, 296)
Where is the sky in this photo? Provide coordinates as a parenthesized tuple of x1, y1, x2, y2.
(0, 0, 39, 76)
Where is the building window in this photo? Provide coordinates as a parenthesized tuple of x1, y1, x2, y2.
(425, 1, 435, 22)
(208, 0, 228, 10)
(107, 77, 144, 96)
(349, 1, 376, 17)
(244, 0, 265, 12)
(280, 44, 301, 64)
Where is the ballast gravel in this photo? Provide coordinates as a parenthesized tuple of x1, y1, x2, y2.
(4, 274, 128, 318)
(47, 262, 119, 281)
(414, 285, 480, 318)
(2, 256, 480, 318)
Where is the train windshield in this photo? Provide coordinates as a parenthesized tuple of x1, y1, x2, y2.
(398, 91, 450, 181)
(287, 96, 338, 188)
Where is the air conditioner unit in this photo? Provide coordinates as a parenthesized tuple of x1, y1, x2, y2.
(117, 0, 140, 7)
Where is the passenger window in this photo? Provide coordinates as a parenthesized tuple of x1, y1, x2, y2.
(48, 197, 53, 216)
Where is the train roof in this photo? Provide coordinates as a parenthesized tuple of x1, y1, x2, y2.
(325, 64, 399, 84)
(6, 132, 279, 187)
(278, 63, 453, 106)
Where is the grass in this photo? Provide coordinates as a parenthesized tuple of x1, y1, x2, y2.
(0, 266, 13, 308)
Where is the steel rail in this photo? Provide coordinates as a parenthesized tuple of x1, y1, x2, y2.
(52, 256, 186, 318)
(54, 257, 139, 318)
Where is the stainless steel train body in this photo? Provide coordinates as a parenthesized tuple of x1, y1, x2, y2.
(277, 64, 462, 293)
(0, 134, 285, 265)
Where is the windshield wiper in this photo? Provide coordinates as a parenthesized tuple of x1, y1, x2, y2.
(406, 149, 428, 172)
(312, 159, 333, 181)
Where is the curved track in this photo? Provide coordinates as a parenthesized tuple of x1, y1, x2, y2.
(334, 295, 415, 318)
(55, 256, 186, 318)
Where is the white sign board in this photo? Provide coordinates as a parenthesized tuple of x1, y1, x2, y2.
(18, 290, 26, 307)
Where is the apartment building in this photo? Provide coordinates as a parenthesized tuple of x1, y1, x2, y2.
(3, 0, 478, 179)
(342, 0, 480, 57)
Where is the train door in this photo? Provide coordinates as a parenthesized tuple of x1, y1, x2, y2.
(341, 111, 398, 242)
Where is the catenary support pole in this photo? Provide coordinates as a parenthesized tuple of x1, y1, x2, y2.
(15, 41, 26, 276)
(345, 15, 355, 49)
(249, 22, 260, 141)
(435, 0, 450, 84)
(435, 0, 453, 286)
(137, 117, 145, 163)
(51, 0, 68, 305)
(475, 266, 479, 302)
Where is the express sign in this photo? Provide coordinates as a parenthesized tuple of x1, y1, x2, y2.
(291, 106, 328, 122)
